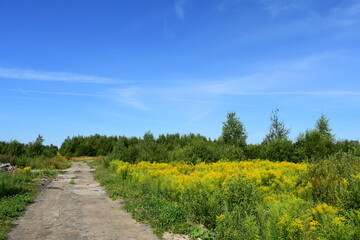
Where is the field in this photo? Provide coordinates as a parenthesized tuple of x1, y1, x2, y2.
(1, 129, 360, 239)
(95, 153, 360, 239)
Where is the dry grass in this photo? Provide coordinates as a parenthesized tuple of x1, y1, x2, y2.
(71, 156, 105, 162)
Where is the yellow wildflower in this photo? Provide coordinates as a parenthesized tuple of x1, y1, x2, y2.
(341, 178, 348, 185)
(309, 219, 320, 231)
(216, 214, 225, 222)
(332, 216, 346, 226)
(264, 196, 275, 201)
(23, 166, 31, 171)
(278, 214, 290, 229)
(292, 218, 304, 231)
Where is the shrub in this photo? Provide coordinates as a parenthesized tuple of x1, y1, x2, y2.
(307, 152, 360, 206)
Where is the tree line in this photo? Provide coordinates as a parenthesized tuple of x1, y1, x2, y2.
(0, 135, 58, 158)
(59, 110, 360, 163)
(1, 110, 359, 164)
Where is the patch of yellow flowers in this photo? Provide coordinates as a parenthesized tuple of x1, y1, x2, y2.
(111, 159, 308, 196)
(110, 159, 357, 237)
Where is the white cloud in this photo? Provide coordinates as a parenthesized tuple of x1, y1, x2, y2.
(13, 89, 97, 97)
(166, 53, 358, 97)
(260, 0, 305, 17)
(347, 2, 360, 15)
(216, 0, 241, 11)
(175, 0, 186, 19)
(303, 91, 360, 96)
(199, 61, 304, 95)
(0, 67, 122, 84)
(217, 0, 307, 15)
(10, 52, 359, 112)
(104, 88, 150, 111)
(203, 91, 360, 96)
(328, 1, 360, 27)
(13, 88, 150, 111)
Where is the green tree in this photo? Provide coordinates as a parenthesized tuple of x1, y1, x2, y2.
(138, 131, 158, 162)
(315, 113, 334, 142)
(294, 114, 335, 161)
(221, 111, 247, 148)
(262, 110, 293, 161)
(25, 135, 45, 157)
(263, 109, 290, 143)
(6, 140, 24, 156)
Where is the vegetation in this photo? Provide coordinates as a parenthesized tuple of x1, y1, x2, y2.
(58, 111, 360, 164)
(0, 135, 70, 240)
(94, 153, 360, 239)
(221, 111, 247, 148)
(0, 161, 70, 240)
(0, 135, 62, 168)
(1, 110, 359, 239)
(88, 110, 359, 239)
(263, 109, 291, 143)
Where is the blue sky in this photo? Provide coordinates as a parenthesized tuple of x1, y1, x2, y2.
(1, 0, 360, 146)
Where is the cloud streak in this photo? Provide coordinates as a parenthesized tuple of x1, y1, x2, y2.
(14, 89, 98, 97)
(207, 91, 360, 96)
(13, 88, 150, 111)
(328, 1, 360, 27)
(0, 68, 123, 84)
(260, 0, 305, 17)
(104, 88, 150, 111)
(175, 0, 186, 19)
(217, 0, 306, 16)
(216, 0, 241, 11)
(9, 51, 359, 113)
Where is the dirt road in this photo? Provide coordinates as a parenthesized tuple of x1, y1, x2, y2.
(8, 162, 159, 240)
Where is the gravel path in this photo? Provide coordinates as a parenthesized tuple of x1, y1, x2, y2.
(8, 162, 159, 240)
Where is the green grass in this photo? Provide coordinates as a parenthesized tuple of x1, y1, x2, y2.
(0, 194, 36, 240)
(0, 171, 40, 240)
(0, 156, 71, 240)
(92, 154, 360, 240)
(92, 161, 191, 238)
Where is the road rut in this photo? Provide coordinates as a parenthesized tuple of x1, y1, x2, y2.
(8, 162, 159, 240)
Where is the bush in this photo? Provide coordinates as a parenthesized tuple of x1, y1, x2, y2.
(0, 155, 19, 166)
(307, 152, 360, 206)
(260, 139, 294, 162)
(295, 129, 335, 161)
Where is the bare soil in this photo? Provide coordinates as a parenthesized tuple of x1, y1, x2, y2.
(8, 162, 159, 240)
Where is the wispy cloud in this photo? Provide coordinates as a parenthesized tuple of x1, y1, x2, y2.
(14, 89, 98, 97)
(175, 0, 186, 19)
(105, 87, 150, 111)
(154, 51, 358, 99)
(13, 88, 149, 111)
(199, 63, 302, 95)
(9, 51, 359, 113)
(216, 0, 241, 11)
(217, 0, 307, 16)
(204, 91, 360, 96)
(260, 0, 305, 17)
(186, 79, 360, 96)
(328, 1, 360, 27)
(0, 68, 122, 84)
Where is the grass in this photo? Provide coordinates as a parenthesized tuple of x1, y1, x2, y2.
(92, 161, 192, 237)
(71, 156, 105, 162)
(0, 170, 49, 240)
(0, 156, 71, 240)
(92, 154, 360, 240)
